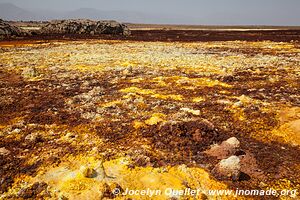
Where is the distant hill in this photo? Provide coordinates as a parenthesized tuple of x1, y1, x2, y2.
(0, 3, 38, 20)
(0, 3, 194, 24)
(65, 8, 150, 22)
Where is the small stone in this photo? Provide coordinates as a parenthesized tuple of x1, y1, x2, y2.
(192, 129, 202, 142)
(134, 155, 151, 167)
(223, 137, 240, 148)
(80, 166, 97, 178)
(11, 128, 21, 134)
(200, 119, 215, 130)
(0, 147, 11, 156)
(180, 108, 201, 116)
(25, 132, 42, 143)
(233, 101, 243, 107)
(212, 156, 241, 180)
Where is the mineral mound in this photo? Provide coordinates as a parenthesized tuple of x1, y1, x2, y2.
(41, 19, 131, 36)
(0, 19, 23, 39)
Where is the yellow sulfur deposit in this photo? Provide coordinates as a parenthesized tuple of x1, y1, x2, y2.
(145, 113, 167, 125)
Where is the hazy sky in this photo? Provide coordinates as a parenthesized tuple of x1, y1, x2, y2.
(0, 0, 300, 25)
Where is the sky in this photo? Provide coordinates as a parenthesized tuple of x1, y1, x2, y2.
(0, 0, 300, 25)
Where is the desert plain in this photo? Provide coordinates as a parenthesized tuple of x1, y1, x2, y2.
(0, 27, 300, 199)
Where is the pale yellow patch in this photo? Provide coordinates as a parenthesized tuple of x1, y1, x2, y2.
(192, 97, 205, 103)
(151, 94, 184, 101)
(120, 87, 154, 95)
(101, 100, 122, 108)
(120, 87, 183, 101)
(151, 76, 231, 88)
(133, 121, 147, 129)
(130, 78, 144, 83)
(270, 119, 300, 146)
(180, 108, 201, 116)
(145, 113, 166, 125)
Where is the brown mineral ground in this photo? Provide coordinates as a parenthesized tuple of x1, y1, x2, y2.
(0, 29, 300, 199)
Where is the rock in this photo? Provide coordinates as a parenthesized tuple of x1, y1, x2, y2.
(233, 101, 243, 107)
(41, 19, 130, 36)
(238, 152, 264, 180)
(0, 177, 14, 194)
(21, 67, 40, 79)
(192, 129, 203, 142)
(25, 132, 42, 143)
(0, 19, 24, 40)
(141, 119, 219, 154)
(0, 147, 11, 156)
(133, 155, 151, 167)
(205, 137, 240, 159)
(224, 137, 240, 148)
(180, 108, 201, 116)
(222, 75, 235, 82)
(58, 194, 68, 200)
(212, 156, 241, 181)
(17, 182, 48, 199)
(200, 119, 215, 130)
(11, 128, 21, 134)
(80, 166, 97, 178)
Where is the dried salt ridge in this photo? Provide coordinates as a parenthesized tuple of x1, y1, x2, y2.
(41, 19, 131, 36)
(0, 19, 23, 40)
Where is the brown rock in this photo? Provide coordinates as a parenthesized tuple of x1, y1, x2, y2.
(41, 19, 130, 36)
(0, 147, 11, 156)
(205, 137, 240, 159)
(192, 129, 203, 142)
(0, 19, 24, 40)
(18, 182, 48, 199)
